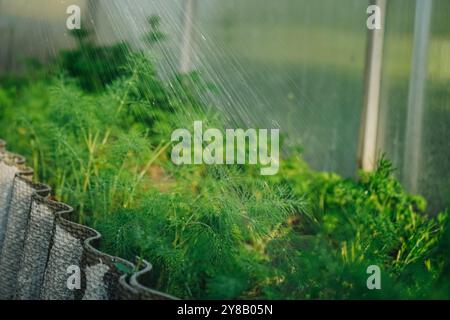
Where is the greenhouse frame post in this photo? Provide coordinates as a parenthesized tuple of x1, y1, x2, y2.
(403, 0, 433, 193)
(358, 0, 387, 172)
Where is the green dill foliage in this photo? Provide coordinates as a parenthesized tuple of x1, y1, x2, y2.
(0, 16, 449, 300)
(58, 15, 165, 92)
(143, 15, 166, 45)
(98, 166, 304, 299)
(59, 29, 130, 92)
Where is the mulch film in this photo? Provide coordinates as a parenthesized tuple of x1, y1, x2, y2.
(0, 139, 177, 300)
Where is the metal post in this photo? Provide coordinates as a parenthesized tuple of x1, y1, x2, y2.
(403, 0, 433, 192)
(358, 0, 387, 172)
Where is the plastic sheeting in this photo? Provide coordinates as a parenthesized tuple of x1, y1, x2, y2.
(377, 0, 450, 212)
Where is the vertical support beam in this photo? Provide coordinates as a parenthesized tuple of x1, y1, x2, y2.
(358, 0, 387, 172)
(403, 0, 433, 192)
(179, 0, 195, 73)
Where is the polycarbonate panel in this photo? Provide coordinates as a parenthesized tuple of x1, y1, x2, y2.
(192, 0, 368, 177)
(378, 0, 450, 212)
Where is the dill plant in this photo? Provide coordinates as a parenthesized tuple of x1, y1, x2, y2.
(0, 20, 449, 300)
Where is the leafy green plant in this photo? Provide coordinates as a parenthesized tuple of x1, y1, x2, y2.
(0, 17, 448, 300)
(265, 155, 448, 299)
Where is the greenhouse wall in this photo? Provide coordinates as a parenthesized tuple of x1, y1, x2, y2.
(0, 0, 449, 210)
(0, 0, 87, 73)
(378, 0, 450, 211)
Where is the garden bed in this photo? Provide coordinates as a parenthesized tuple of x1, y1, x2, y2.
(0, 29, 449, 299)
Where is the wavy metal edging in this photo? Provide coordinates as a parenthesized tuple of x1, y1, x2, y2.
(0, 139, 178, 300)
